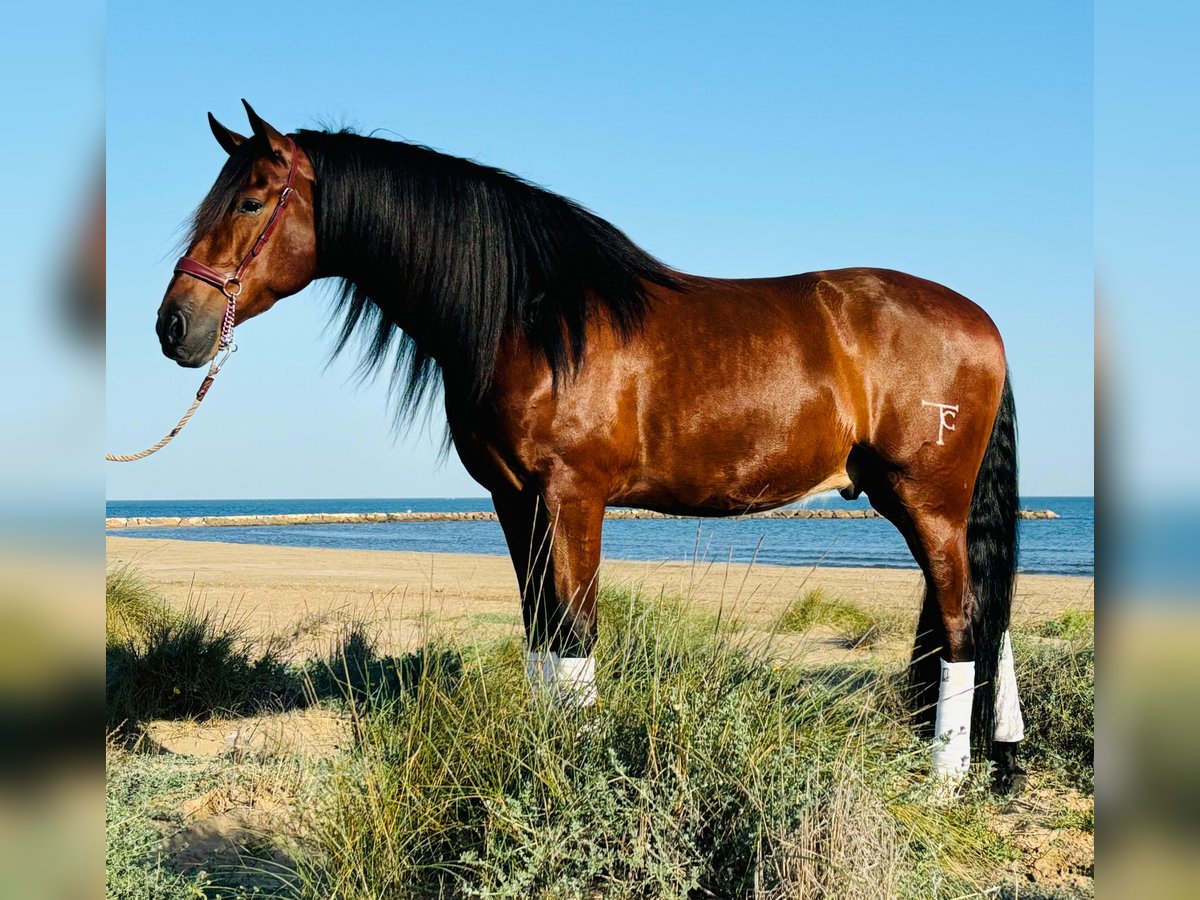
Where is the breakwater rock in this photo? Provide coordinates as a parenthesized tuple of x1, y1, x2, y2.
(106, 507, 1059, 529)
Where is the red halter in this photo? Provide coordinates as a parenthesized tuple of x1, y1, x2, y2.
(173, 135, 299, 348)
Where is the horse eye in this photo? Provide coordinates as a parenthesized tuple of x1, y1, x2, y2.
(238, 198, 264, 214)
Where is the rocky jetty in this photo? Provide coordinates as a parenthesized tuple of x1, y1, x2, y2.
(106, 507, 1059, 529)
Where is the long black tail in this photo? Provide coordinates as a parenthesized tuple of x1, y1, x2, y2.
(965, 371, 1019, 752)
(911, 371, 1018, 754)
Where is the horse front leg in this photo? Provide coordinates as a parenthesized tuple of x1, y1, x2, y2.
(492, 481, 606, 706)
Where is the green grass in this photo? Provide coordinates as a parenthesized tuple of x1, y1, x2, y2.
(295, 587, 1015, 899)
(105, 568, 460, 738)
(471, 611, 523, 626)
(106, 564, 177, 647)
(106, 598, 299, 737)
(1034, 609, 1094, 643)
(1014, 631, 1095, 792)
(1047, 804, 1094, 834)
(776, 587, 904, 648)
(780, 587, 874, 633)
(106, 571, 1093, 898)
(106, 566, 297, 737)
(106, 744, 310, 899)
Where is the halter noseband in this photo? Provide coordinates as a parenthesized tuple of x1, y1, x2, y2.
(173, 135, 299, 349)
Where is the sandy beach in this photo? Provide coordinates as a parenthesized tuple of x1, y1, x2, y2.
(107, 535, 1094, 661)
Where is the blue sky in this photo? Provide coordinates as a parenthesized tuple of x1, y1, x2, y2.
(106, 2, 1093, 499)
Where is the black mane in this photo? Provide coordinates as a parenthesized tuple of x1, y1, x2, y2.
(232, 129, 680, 415)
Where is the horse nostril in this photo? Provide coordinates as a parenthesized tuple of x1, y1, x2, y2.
(166, 310, 187, 346)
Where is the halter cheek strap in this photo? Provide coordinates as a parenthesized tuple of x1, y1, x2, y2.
(173, 135, 299, 348)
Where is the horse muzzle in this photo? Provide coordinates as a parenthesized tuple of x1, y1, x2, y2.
(156, 302, 221, 367)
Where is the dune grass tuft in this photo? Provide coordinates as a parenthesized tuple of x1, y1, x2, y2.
(105, 564, 176, 647)
(105, 570, 1093, 897)
(1014, 631, 1095, 792)
(780, 587, 874, 633)
(106, 566, 299, 736)
(295, 586, 1014, 898)
(106, 607, 299, 737)
(105, 567, 462, 738)
(776, 587, 906, 649)
(1033, 609, 1094, 643)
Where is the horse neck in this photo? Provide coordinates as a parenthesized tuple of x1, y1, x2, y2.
(314, 234, 452, 366)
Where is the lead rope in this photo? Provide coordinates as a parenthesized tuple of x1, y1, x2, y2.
(105, 295, 237, 462)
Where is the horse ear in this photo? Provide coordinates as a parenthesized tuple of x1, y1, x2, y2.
(241, 99, 288, 156)
(208, 113, 246, 155)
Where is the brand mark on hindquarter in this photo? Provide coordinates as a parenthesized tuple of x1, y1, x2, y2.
(921, 400, 959, 446)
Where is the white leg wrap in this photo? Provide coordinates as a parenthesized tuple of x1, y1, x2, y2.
(525, 651, 597, 707)
(932, 658, 975, 779)
(992, 630, 1025, 742)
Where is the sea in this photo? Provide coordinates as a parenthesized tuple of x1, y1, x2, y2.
(106, 495, 1093, 577)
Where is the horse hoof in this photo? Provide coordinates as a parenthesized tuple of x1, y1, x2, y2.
(994, 769, 1028, 796)
(990, 740, 1028, 796)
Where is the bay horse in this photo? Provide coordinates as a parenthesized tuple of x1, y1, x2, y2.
(156, 102, 1026, 792)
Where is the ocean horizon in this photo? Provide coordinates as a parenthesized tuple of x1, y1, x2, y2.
(106, 495, 1094, 577)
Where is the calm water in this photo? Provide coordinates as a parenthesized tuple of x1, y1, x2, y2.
(107, 496, 1093, 577)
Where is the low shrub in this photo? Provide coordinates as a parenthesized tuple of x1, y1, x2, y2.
(106, 749, 215, 900)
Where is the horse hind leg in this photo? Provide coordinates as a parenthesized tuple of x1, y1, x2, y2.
(859, 377, 1023, 791)
(875, 485, 1021, 787)
(852, 468, 984, 786)
(991, 629, 1027, 793)
(858, 472, 975, 780)
(847, 447, 955, 745)
(904, 504, 979, 781)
